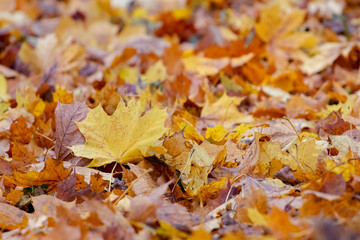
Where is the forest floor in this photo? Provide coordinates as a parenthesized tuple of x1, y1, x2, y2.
(0, 0, 360, 239)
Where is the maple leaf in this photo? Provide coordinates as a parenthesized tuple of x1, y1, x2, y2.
(255, 3, 305, 43)
(4, 158, 71, 190)
(182, 55, 229, 76)
(10, 141, 37, 172)
(169, 142, 216, 195)
(0, 74, 10, 102)
(70, 99, 168, 167)
(201, 93, 250, 128)
(10, 116, 34, 144)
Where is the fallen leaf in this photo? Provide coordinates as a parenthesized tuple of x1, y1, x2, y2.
(5, 158, 71, 189)
(54, 101, 89, 161)
(0, 74, 10, 102)
(70, 99, 168, 167)
(0, 202, 28, 230)
(6, 189, 23, 205)
(56, 172, 77, 201)
(142, 60, 167, 83)
(10, 116, 34, 144)
(300, 43, 343, 75)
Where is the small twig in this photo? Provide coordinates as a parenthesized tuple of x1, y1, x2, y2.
(225, 174, 245, 203)
(36, 131, 55, 161)
(35, 131, 54, 143)
(172, 149, 194, 193)
(43, 145, 55, 162)
(283, 117, 301, 141)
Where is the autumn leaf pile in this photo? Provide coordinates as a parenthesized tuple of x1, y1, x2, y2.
(1, 0, 360, 239)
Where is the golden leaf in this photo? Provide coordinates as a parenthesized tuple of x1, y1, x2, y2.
(0, 74, 10, 102)
(205, 124, 228, 143)
(247, 208, 267, 226)
(142, 60, 167, 83)
(175, 143, 215, 195)
(255, 3, 305, 43)
(70, 99, 168, 167)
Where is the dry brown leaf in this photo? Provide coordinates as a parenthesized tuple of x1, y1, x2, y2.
(55, 101, 88, 161)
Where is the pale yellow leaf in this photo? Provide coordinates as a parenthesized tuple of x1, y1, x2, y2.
(182, 56, 229, 76)
(0, 74, 10, 102)
(119, 66, 138, 84)
(247, 208, 267, 226)
(142, 60, 167, 83)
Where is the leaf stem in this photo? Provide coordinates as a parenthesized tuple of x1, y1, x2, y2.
(108, 162, 118, 192)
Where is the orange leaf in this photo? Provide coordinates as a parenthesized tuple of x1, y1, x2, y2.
(4, 158, 71, 190)
(10, 116, 34, 144)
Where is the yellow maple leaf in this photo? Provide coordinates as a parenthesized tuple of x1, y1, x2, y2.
(0, 103, 9, 115)
(247, 208, 267, 226)
(255, 3, 305, 43)
(70, 99, 168, 167)
(172, 8, 191, 20)
(229, 123, 253, 142)
(285, 138, 325, 175)
(326, 159, 355, 182)
(156, 221, 189, 239)
(182, 55, 229, 76)
(188, 228, 212, 240)
(201, 93, 250, 128)
(118, 66, 138, 84)
(142, 60, 167, 83)
(205, 124, 228, 143)
(171, 143, 215, 195)
(199, 176, 227, 201)
(258, 138, 327, 176)
(0, 74, 10, 102)
(173, 115, 204, 143)
(52, 87, 73, 104)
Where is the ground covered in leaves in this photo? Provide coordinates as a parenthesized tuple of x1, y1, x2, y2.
(0, 0, 360, 239)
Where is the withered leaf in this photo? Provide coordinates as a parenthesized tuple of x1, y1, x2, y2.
(4, 158, 71, 189)
(56, 172, 77, 201)
(10, 141, 37, 172)
(0, 202, 28, 230)
(10, 116, 34, 144)
(55, 101, 88, 161)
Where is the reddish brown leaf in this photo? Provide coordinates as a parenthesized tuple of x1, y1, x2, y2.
(54, 101, 88, 161)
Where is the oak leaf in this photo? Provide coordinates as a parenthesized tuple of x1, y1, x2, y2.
(70, 99, 168, 167)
